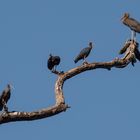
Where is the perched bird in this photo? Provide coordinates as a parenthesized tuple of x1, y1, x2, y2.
(119, 39, 131, 54)
(0, 84, 11, 112)
(47, 54, 61, 72)
(121, 13, 140, 40)
(74, 42, 93, 64)
(119, 39, 139, 66)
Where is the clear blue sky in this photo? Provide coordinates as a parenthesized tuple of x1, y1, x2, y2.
(0, 1, 140, 140)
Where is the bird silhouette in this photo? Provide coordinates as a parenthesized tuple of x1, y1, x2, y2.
(74, 42, 93, 64)
(47, 54, 61, 72)
(0, 84, 11, 112)
(121, 13, 140, 40)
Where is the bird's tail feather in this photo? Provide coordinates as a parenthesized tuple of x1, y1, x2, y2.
(74, 58, 78, 63)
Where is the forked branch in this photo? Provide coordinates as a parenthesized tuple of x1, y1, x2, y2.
(0, 40, 139, 125)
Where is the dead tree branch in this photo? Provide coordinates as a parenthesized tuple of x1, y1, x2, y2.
(0, 40, 139, 125)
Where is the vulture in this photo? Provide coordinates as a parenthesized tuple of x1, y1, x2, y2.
(74, 42, 93, 64)
(119, 39, 140, 66)
(47, 54, 61, 72)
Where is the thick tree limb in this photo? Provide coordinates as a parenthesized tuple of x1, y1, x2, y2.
(0, 40, 139, 125)
(0, 104, 69, 124)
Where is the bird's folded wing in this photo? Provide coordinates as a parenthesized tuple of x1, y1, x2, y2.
(129, 18, 140, 32)
(135, 48, 140, 61)
(119, 42, 130, 54)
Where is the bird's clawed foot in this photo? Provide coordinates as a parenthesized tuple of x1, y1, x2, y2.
(82, 61, 89, 65)
(52, 70, 64, 75)
(51, 70, 59, 74)
(59, 71, 64, 74)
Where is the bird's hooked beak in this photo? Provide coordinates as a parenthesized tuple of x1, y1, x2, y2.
(89, 42, 93, 48)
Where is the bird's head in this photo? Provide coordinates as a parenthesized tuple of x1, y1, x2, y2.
(49, 54, 52, 57)
(121, 13, 130, 21)
(7, 84, 14, 91)
(89, 42, 93, 48)
(49, 54, 53, 59)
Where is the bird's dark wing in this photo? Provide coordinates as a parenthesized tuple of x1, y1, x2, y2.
(80, 47, 91, 56)
(0, 95, 3, 111)
(135, 48, 140, 61)
(129, 18, 140, 25)
(74, 46, 92, 63)
(0, 85, 11, 111)
(47, 55, 61, 70)
(126, 18, 140, 33)
(74, 54, 82, 63)
(52, 56, 60, 65)
(119, 41, 131, 54)
(74, 48, 88, 63)
(2, 88, 11, 104)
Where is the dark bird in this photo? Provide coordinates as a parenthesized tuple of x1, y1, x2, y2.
(0, 84, 11, 112)
(121, 13, 140, 40)
(47, 54, 61, 72)
(119, 39, 131, 54)
(119, 39, 140, 67)
(74, 42, 93, 64)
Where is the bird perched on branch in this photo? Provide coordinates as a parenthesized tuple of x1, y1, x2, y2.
(74, 42, 93, 64)
(119, 39, 140, 66)
(47, 54, 61, 72)
(121, 13, 140, 40)
(119, 39, 131, 55)
(0, 84, 11, 112)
